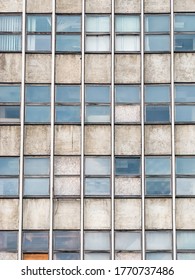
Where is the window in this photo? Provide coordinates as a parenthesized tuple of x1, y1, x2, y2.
(0, 15, 21, 51)
(85, 178, 110, 196)
(0, 157, 19, 176)
(115, 231, 141, 251)
(115, 85, 140, 104)
(85, 157, 110, 176)
(177, 231, 195, 260)
(56, 15, 81, 52)
(176, 157, 195, 175)
(0, 231, 18, 252)
(115, 157, 141, 176)
(27, 15, 51, 52)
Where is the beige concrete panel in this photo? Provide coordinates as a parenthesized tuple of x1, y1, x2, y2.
(85, 125, 111, 155)
(86, 0, 111, 13)
(0, 126, 20, 156)
(144, 0, 170, 12)
(175, 53, 195, 83)
(0, 199, 19, 230)
(176, 125, 195, 155)
(23, 199, 50, 229)
(176, 199, 195, 229)
(145, 199, 172, 229)
(56, 55, 81, 84)
(145, 54, 171, 83)
(24, 125, 50, 155)
(115, 105, 140, 123)
(0, 253, 18, 260)
(54, 176, 80, 196)
(0, 0, 22, 12)
(26, 54, 51, 83)
(115, 199, 141, 229)
(54, 156, 80, 175)
(85, 55, 111, 84)
(115, 0, 141, 13)
(84, 199, 111, 229)
(54, 199, 80, 229)
(115, 253, 141, 260)
(0, 54, 22, 82)
(27, 0, 52, 12)
(145, 125, 171, 155)
(115, 55, 141, 84)
(115, 125, 141, 155)
(174, 0, 195, 12)
(115, 178, 141, 196)
(55, 125, 81, 155)
(56, 0, 82, 13)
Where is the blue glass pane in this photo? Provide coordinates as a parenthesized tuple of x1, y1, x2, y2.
(176, 157, 195, 175)
(56, 35, 81, 52)
(24, 178, 49, 196)
(54, 253, 80, 260)
(115, 232, 141, 250)
(0, 178, 18, 196)
(176, 178, 195, 195)
(177, 253, 195, 260)
(53, 231, 80, 250)
(145, 85, 170, 102)
(86, 16, 110, 32)
(115, 15, 140, 32)
(85, 253, 110, 260)
(145, 15, 170, 32)
(23, 232, 49, 251)
(146, 178, 171, 195)
(0, 16, 21, 32)
(85, 178, 110, 195)
(24, 158, 50, 175)
(177, 231, 195, 250)
(0, 106, 20, 121)
(175, 85, 195, 102)
(175, 34, 195, 51)
(25, 106, 50, 123)
(175, 15, 195, 32)
(0, 157, 19, 175)
(27, 16, 51, 32)
(115, 158, 140, 175)
(0, 231, 18, 251)
(146, 105, 170, 122)
(146, 253, 172, 260)
(26, 85, 50, 103)
(56, 86, 80, 103)
(85, 157, 110, 175)
(85, 232, 110, 250)
(145, 35, 170, 51)
(85, 105, 110, 122)
(85, 86, 110, 103)
(175, 105, 195, 122)
(56, 16, 81, 32)
(56, 106, 80, 122)
(0, 86, 20, 102)
(0, 35, 21, 51)
(145, 157, 171, 175)
(27, 35, 51, 51)
(115, 85, 140, 103)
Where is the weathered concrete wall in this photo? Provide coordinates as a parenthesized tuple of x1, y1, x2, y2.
(0, 199, 19, 230)
(115, 0, 141, 13)
(54, 177, 80, 196)
(26, 54, 51, 83)
(0, 0, 22, 12)
(176, 125, 195, 155)
(0, 54, 21, 82)
(145, 199, 172, 229)
(115, 178, 141, 196)
(27, 0, 52, 12)
(145, 54, 171, 83)
(115, 253, 141, 260)
(56, 0, 82, 13)
(0, 126, 20, 156)
(23, 199, 50, 229)
(54, 199, 80, 229)
(85, 125, 111, 155)
(145, 125, 171, 155)
(24, 125, 50, 155)
(54, 156, 80, 175)
(115, 105, 140, 123)
(115, 125, 141, 155)
(55, 125, 81, 155)
(174, 0, 195, 12)
(175, 53, 195, 82)
(86, 0, 111, 13)
(176, 199, 195, 229)
(85, 55, 111, 83)
(0, 253, 18, 260)
(115, 199, 141, 229)
(115, 55, 140, 83)
(84, 199, 111, 229)
(144, 0, 170, 12)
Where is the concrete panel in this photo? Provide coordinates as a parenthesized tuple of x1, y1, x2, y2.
(54, 199, 80, 229)
(145, 54, 171, 83)
(176, 125, 195, 155)
(145, 199, 172, 229)
(85, 55, 111, 84)
(86, 0, 111, 13)
(175, 53, 195, 83)
(85, 125, 111, 155)
(56, 0, 82, 13)
(115, 253, 141, 260)
(115, 199, 141, 229)
(115, 105, 140, 123)
(0, 199, 19, 230)
(26, 54, 51, 83)
(144, 0, 170, 12)
(174, 0, 195, 12)
(23, 199, 50, 229)
(24, 125, 50, 155)
(176, 199, 195, 229)
(54, 156, 80, 175)
(84, 199, 111, 229)
(115, 55, 140, 84)
(27, 0, 52, 12)
(0, 54, 22, 82)
(56, 55, 81, 84)
(54, 176, 80, 196)
(115, 178, 141, 196)
(55, 125, 81, 155)
(0, 126, 20, 156)
(145, 125, 171, 155)
(0, 253, 18, 260)
(0, 0, 22, 12)
(115, 125, 141, 155)
(115, 0, 141, 13)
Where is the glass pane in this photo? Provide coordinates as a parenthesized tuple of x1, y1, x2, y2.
(0, 178, 18, 196)
(85, 157, 110, 175)
(115, 35, 140, 51)
(0, 231, 18, 251)
(85, 86, 110, 103)
(85, 178, 110, 195)
(175, 105, 195, 122)
(175, 85, 195, 102)
(115, 158, 140, 175)
(146, 178, 171, 195)
(56, 86, 80, 103)
(84, 253, 110, 260)
(0, 86, 20, 102)
(177, 231, 195, 250)
(0, 35, 21, 51)
(177, 253, 195, 260)
(175, 34, 195, 51)
(56, 106, 80, 122)
(175, 15, 195, 32)
(53, 231, 80, 250)
(146, 231, 172, 250)
(115, 15, 140, 32)
(27, 15, 51, 32)
(85, 105, 110, 122)
(145, 35, 170, 51)
(115, 232, 141, 250)
(0, 106, 20, 121)
(54, 253, 80, 260)
(24, 158, 49, 175)
(145, 15, 170, 32)
(176, 178, 195, 195)
(115, 85, 140, 103)
(176, 157, 195, 175)
(25, 106, 50, 123)
(145, 157, 171, 175)
(85, 232, 110, 250)
(24, 178, 49, 196)
(23, 253, 48, 260)
(0, 15, 21, 32)
(146, 252, 172, 260)
(0, 157, 19, 175)
(56, 35, 81, 52)
(86, 16, 110, 32)
(146, 105, 170, 122)
(86, 35, 110, 52)
(25, 85, 50, 103)
(145, 85, 170, 102)
(56, 16, 81, 32)
(23, 232, 49, 251)
(27, 35, 51, 51)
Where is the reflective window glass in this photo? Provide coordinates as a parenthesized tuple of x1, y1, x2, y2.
(27, 16, 51, 32)
(0, 178, 18, 196)
(115, 158, 140, 175)
(0, 15, 21, 32)
(175, 15, 195, 32)
(25, 106, 50, 123)
(0, 86, 20, 102)
(115, 85, 140, 103)
(175, 34, 195, 51)
(145, 157, 171, 175)
(115, 232, 141, 251)
(146, 178, 171, 195)
(86, 16, 110, 32)
(175, 85, 195, 102)
(84, 232, 110, 251)
(24, 178, 49, 196)
(85, 86, 110, 103)
(177, 253, 195, 260)
(85, 105, 110, 122)
(175, 105, 195, 122)
(56, 86, 80, 103)
(85, 157, 110, 176)
(85, 178, 110, 196)
(56, 35, 81, 52)
(146, 231, 172, 250)
(176, 157, 195, 175)
(145, 35, 170, 51)
(56, 16, 81, 32)
(177, 231, 195, 250)
(25, 85, 50, 103)
(0, 35, 21, 51)
(0, 106, 20, 121)
(54, 252, 80, 260)
(145, 85, 170, 103)
(0, 157, 19, 175)
(115, 35, 140, 52)
(55, 106, 80, 122)
(27, 35, 51, 51)
(146, 252, 172, 260)
(86, 35, 110, 52)
(176, 178, 195, 195)
(53, 231, 80, 251)
(145, 15, 170, 32)
(145, 105, 170, 122)
(115, 15, 140, 32)
(0, 231, 18, 251)
(24, 158, 50, 176)
(23, 232, 49, 251)
(84, 252, 110, 260)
